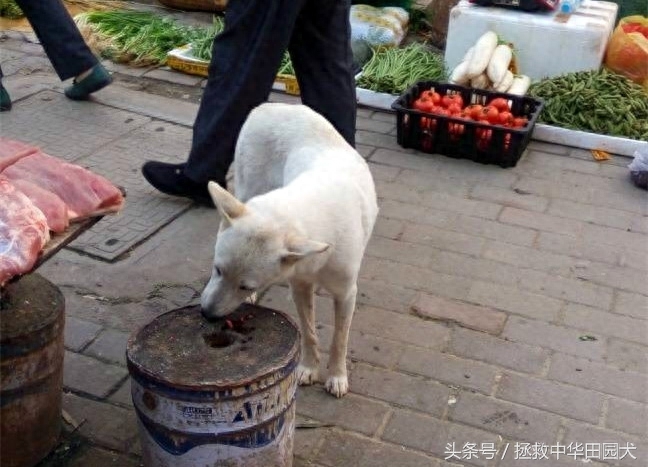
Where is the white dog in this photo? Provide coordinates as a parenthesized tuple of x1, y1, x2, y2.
(201, 103, 378, 397)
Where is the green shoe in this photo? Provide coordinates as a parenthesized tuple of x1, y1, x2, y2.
(64, 64, 112, 101)
(0, 82, 11, 111)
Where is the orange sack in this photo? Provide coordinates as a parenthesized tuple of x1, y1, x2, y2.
(604, 15, 648, 91)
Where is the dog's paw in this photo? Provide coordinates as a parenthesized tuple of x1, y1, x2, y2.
(296, 365, 319, 386)
(325, 375, 349, 398)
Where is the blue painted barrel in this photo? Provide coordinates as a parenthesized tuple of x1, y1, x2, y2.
(126, 304, 300, 467)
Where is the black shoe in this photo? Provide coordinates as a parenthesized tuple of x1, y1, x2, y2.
(64, 64, 112, 101)
(0, 81, 12, 111)
(141, 161, 220, 207)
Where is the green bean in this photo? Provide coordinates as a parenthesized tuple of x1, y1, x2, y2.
(529, 69, 648, 140)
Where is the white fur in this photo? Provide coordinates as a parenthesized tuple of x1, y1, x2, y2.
(201, 103, 378, 398)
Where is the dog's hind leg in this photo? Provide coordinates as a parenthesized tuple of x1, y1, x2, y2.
(290, 280, 320, 386)
(325, 284, 357, 398)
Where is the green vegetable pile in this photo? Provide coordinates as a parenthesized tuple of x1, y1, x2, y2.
(356, 43, 447, 94)
(75, 10, 221, 66)
(277, 53, 294, 76)
(529, 69, 648, 141)
(188, 16, 225, 62)
(0, 0, 23, 18)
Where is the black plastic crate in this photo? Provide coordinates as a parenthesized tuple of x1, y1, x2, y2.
(391, 81, 544, 168)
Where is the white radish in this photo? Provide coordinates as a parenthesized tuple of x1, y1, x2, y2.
(465, 31, 499, 79)
(507, 75, 532, 95)
(486, 44, 513, 85)
(449, 46, 475, 85)
(495, 70, 514, 92)
(470, 73, 490, 89)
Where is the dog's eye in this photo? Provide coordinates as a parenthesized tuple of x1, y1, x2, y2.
(239, 284, 255, 292)
(215, 267, 222, 277)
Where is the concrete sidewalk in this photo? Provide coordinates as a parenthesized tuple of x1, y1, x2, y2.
(1, 30, 647, 467)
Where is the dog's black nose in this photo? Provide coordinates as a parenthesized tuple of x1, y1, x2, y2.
(200, 307, 216, 322)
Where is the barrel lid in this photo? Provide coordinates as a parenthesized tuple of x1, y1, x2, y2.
(0, 273, 64, 343)
(126, 304, 300, 391)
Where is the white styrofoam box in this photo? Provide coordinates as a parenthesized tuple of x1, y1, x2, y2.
(445, 0, 618, 82)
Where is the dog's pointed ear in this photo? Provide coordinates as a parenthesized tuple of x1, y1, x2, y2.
(208, 181, 246, 228)
(281, 236, 330, 265)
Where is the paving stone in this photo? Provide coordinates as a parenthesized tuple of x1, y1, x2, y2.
(396, 169, 472, 197)
(64, 351, 128, 398)
(382, 409, 501, 466)
(142, 67, 203, 86)
(356, 278, 418, 314)
(378, 199, 458, 228)
(503, 316, 606, 360)
(450, 391, 562, 444)
(372, 216, 405, 239)
(357, 130, 407, 152)
(64, 316, 103, 351)
(356, 116, 396, 134)
(401, 223, 486, 257)
(496, 372, 605, 424)
(536, 231, 622, 266)
(420, 192, 503, 220)
(562, 422, 645, 467)
(356, 144, 375, 159)
(397, 347, 497, 394)
(430, 250, 522, 288)
(582, 223, 647, 253)
(370, 148, 439, 172)
(548, 199, 636, 231)
(571, 262, 647, 295)
(366, 235, 438, 268)
(84, 328, 131, 365)
(354, 305, 450, 351)
(67, 446, 142, 467)
(62, 392, 139, 452)
(605, 398, 648, 438)
(108, 378, 134, 407)
(470, 185, 549, 212)
(526, 142, 570, 156)
(295, 387, 389, 436)
(563, 303, 647, 344)
(375, 179, 424, 204)
(411, 293, 507, 335)
(370, 110, 396, 123)
(606, 338, 648, 373)
(102, 60, 154, 78)
(349, 363, 451, 416)
(368, 162, 401, 182)
(499, 207, 584, 237)
(316, 430, 440, 467)
(448, 327, 548, 374)
(361, 256, 470, 302)
(467, 281, 561, 322)
(482, 241, 578, 277)
(294, 416, 329, 460)
(451, 214, 538, 247)
(517, 268, 614, 310)
(548, 354, 648, 403)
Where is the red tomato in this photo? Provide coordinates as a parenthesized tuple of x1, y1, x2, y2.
(490, 97, 510, 112)
(448, 103, 463, 115)
(466, 104, 484, 120)
(449, 94, 464, 108)
(512, 117, 528, 128)
(431, 92, 442, 105)
(499, 111, 513, 126)
(441, 94, 453, 108)
(420, 90, 434, 100)
(484, 106, 500, 125)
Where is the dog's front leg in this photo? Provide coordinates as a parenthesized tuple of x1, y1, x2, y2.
(326, 284, 357, 398)
(290, 280, 320, 386)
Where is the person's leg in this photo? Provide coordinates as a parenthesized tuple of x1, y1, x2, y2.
(143, 0, 306, 203)
(288, 0, 356, 147)
(15, 0, 98, 80)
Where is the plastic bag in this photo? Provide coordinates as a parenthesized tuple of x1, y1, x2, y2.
(628, 145, 648, 189)
(350, 5, 409, 48)
(604, 16, 648, 91)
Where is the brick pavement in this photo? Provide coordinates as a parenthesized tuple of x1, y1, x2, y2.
(1, 31, 647, 467)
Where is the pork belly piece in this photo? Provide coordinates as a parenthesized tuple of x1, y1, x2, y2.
(3, 177, 69, 233)
(2, 151, 124, 220)
(0, 179, 50, 287)
(0, 137, 39, 171)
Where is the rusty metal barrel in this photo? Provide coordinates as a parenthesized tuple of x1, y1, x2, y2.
(1, 274, 65, 467)
(126, 304, 300, 467)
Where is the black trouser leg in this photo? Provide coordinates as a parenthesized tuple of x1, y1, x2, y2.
(14, 0, 98, 81)
(184, 0, 306, 183)
(288, 0, 356, 147)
